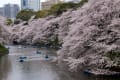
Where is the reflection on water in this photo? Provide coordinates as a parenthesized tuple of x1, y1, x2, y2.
(0, 45, 119, 80)
(0, 56, 11, 80)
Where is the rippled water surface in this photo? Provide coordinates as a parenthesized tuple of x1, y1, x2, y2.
(0, 45, 119, 80)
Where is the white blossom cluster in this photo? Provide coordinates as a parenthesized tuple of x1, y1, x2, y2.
(58, 0, 120, 71)
(0, 16, 11, 44)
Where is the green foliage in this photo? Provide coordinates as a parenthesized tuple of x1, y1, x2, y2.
(35, 10, 50, 19)
(35, 2, 78, 18)
(49, 2, 77, 16)
(50, 35, 59, 46)
(35, 0, 88, 18)
(49, 0, 88, 16)
(107, 51, 120, 60)
(14, 19, 20, 24)
(16, 0, 88, 20)
(16, 10, 35, 21)
(6, 19, 12, 25)
(0, 44, 8, 56)
(54, 36, 59, 46)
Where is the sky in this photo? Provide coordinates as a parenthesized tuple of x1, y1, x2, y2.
(0, 0, 72, 7)
(0, 0, 46, 7)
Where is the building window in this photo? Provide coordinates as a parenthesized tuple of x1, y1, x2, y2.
(23, 0, 26, 6)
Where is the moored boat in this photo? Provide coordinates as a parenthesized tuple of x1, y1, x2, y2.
(83, 69, 120, 76)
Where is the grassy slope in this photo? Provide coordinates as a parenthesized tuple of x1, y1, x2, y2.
(0, 44, 8, 56)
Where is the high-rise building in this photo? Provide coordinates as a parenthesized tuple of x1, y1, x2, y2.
(41, 0, 64, 10)
(0, 8, 4, 16)
(21, 0, 29, 10)
(4, 4, 20, 20)
(21, 0, 40, 11)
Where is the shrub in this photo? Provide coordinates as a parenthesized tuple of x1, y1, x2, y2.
(6, 19, 12, 25)
(49, 2, 77, 16)
(49, 0, 88, 16)
(35, 10, 50, 19)
(16, 0, 89, 20)
(107, 51, 120, 60)
(14, 19, 21, 24)
(35, 0, 89, 18)
(0, 44, 8, 56)
(16, 10, 35, 21)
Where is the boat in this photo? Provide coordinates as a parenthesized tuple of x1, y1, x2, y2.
(45, 55, 49, 59)
(84, 69, 92, 75)
(19, 59, 24, 62)
(83, 69, 120, 76)
(36, 51, 41, 54)
(24, 46, 27, 48)
(19, 56, 27, 59)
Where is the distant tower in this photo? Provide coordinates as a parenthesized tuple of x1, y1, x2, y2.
(21, 0, 29, 10)
(21, 0, 41, 11)
(0, 8, 4, 16)
(4, 4, 20, 20)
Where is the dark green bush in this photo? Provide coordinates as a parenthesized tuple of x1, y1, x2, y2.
(16, 10, 35, 21)
(6, 19, 12, 25)
(16, 0, 89, 20)
(35, 0, 88, 18)
(0, 44, 8, 56)
(14, 19, 21, 24)
(49, 2, 77, 16)
(107, 51, 120, 60)
(49, 0, 88, 16)
(35, 10, 50, 19)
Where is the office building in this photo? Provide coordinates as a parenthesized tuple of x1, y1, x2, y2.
(21, 0, 40, 11)
(0, 8, 4, 16)
(21, 0, 28, 10)
(41, 0, 64, 10)
(4, 4, 20, 20)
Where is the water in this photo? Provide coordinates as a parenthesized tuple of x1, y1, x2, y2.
(0, 45, 119, 80)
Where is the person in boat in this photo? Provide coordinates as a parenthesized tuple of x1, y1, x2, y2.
(45, 55, 49, 59)
(19, 59, 24, 62)
(36, 50, 41, 54)
(19, 56, 27, 59)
